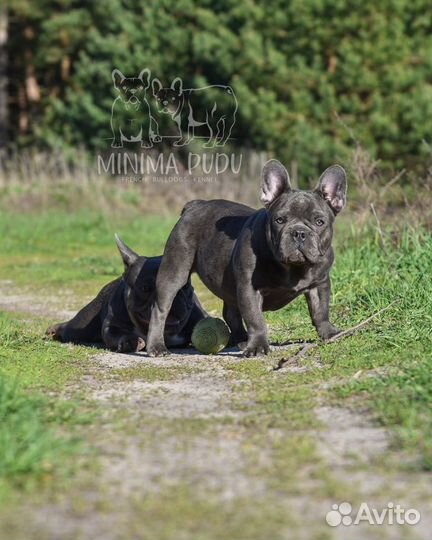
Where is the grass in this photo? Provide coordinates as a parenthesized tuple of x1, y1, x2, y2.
(0, 314, 94, 502)
(0, 205, 431, 538)
(0, 210, 177, 296)
(0, 377, 75, 483)
(0, 313, 91, 390)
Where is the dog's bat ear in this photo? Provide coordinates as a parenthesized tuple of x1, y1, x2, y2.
(112, 69, 125, 90)
(171, 77, 183, 95)
(316, 165, 347, 215)
(138, 68, 151, 87)
(152, 78, 162, 96)
(261, 159, 291, 207)
(115, 234, 139, 267)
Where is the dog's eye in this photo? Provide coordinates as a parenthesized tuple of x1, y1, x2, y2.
(171, 97, 175, 101)
(274, 217, 286, 225)
(139, 85, 144, 90)
(315, 218, 325, 226)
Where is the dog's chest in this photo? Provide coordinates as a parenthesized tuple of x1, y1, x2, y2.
(258, 268, 319, 311)
(259, 286, 301, 311)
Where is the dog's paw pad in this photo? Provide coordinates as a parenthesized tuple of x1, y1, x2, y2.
(136, 337, 146, 352)
(46, 324, 62, 341)
(242, 337, 270, 357)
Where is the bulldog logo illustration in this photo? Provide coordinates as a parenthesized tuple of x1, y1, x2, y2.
(152, 77, 238, 148)
(111, 68, 161, 148)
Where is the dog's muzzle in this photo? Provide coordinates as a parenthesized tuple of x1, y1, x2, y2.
(127, 96, 140, 107)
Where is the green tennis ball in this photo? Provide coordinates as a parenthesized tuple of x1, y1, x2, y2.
(191, 317, 231, 354)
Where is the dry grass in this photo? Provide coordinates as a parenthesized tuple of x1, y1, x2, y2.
(1, 146, 431, 231)
(0, 148, 267, 216)
(345, 143, 432, 234)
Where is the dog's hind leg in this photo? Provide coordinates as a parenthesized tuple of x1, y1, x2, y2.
(102, 324, 145, 353)
(46, 322, 67, 341)
(146, 225, 197, 356)
(46, 304, 102, 344)
(46, 279, 119, 345)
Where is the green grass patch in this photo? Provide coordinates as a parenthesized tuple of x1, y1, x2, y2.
(0, 313, 91, 390)
(0, 313, 94, 500)
(1, 207, 432, 499)
(0, 377, 74, 477)
(0, 374, 85, 501)
(0, 210, 177, 297)
(320, 227, 432, 469)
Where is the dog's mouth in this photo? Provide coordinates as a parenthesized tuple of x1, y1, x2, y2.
(278, 237, 324, 266)
(283, 250, 307, 265)
(281, 246, 323, 266)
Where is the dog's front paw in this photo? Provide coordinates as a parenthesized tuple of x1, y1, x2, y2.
(152, 135, 162, 143)
(317, 322, 342, 341)
(141, 141, 153, 148)
(242, 335, 270, 357)
(117, 335, 146, 353)
(111, 140, 123, 148)
(146, 341, 169, 357)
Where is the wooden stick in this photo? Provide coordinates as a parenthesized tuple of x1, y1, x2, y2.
(273, 300, 398, 371)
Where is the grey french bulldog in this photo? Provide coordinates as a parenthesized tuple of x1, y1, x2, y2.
(146, 159, 347, 357)
(46, 236, 206, 352)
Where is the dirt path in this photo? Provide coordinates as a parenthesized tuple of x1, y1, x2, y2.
(1, 282, 431, 540)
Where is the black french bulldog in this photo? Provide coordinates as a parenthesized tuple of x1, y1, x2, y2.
(46, 236, 206, 352)
(146, 159, 347, 357)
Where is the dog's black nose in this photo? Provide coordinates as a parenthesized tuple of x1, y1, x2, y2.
(292, 229, 307, 242)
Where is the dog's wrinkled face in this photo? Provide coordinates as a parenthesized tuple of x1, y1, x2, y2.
(152, 77, 182, 115)
(261, 160, 347, 266)
(112, 69, 150, 108)
(114, 236, 194, 334)
(268, 192, 334, 265)
(125, 257, 194, 334)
